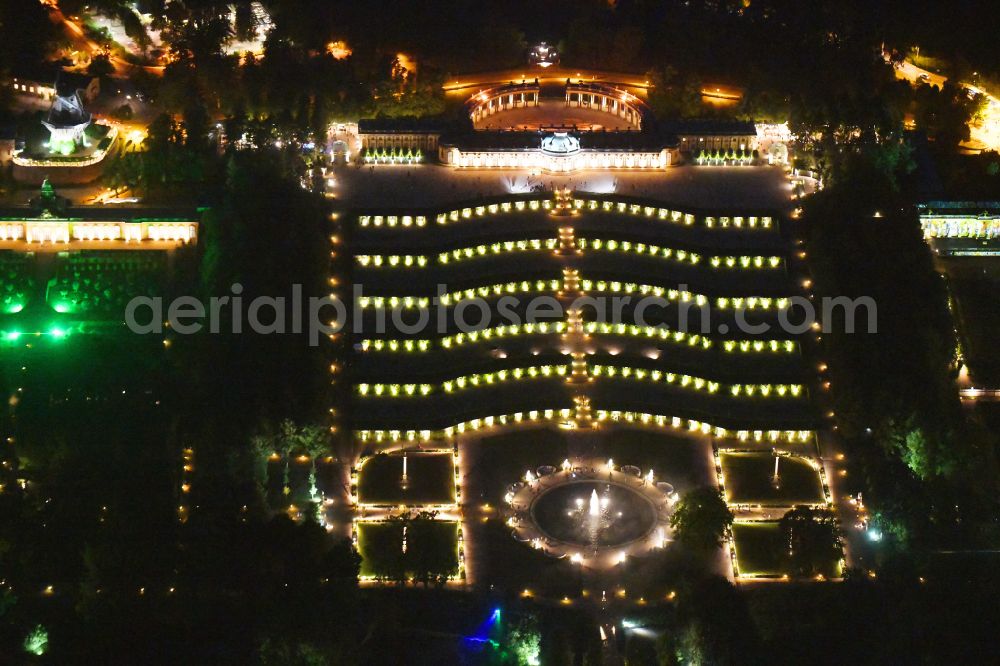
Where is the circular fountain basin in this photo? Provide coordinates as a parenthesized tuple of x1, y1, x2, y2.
(506, 463, 676, 568)
(531, 480, 657, 548)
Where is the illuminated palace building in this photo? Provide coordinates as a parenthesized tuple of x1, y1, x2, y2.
(9, 75, 118, 186)
(918, 201, 1000, 255)
(357, 71, 773, 170)
(347, 67, 809, 450)
(0, 181, 197, 340)
(347, 194, 815, 447)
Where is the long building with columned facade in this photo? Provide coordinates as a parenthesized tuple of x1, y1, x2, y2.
(356, 72, 779, 171)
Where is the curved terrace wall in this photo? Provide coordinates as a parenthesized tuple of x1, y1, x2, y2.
(344, 193, 812, 444)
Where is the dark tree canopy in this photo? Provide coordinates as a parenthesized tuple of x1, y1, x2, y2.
(670, 487, 734, 551)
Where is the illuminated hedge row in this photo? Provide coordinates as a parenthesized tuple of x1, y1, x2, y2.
(572, 198, 774, 230)
(356, 364, 568, 398)
(356, 382, 433, 398)
(356, 198, 776, 231)
(356, 254, 429, 268)
(356, 279, 561, 309)
(358, 279, 790, 311)
(354, 409, 814, 444)
(355, 363, 801, 400)
(359, 323, 796, 355)
(435, 199, 549, 224)
(442, 364, 567, 392)
(578, 238, 782, 270)
(722, 339, 795, 353)
(355, 239, 782, 271)
(589, 365, 804, 398)
(356, 199, 549, 229)
(439, 323, 564, 347)
(356, 408, 573, 443)
(359, 323, 566, 353)
(355, 240, 556, 269)
(695, 148, 758, 166)
(360, 338, 433, 353)
(579, 280, 789, 310)
(584, 323, 796, 353)
(593, 412, 812, 443)
(357, 214, 430, 228)
(363, 147, 424, 164)
(439, 239, 557, 263)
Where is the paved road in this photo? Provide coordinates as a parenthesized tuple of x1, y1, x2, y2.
(43, 1, 163, 78)
(889, 54, 1000, 151)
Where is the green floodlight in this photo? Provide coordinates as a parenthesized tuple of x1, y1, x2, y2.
(48, 327, 67, 339)
(52, 302, 69, 314)
(3, 330, 21, 342)
(5, 303, 24, 314)
(23, 625, 48, 656)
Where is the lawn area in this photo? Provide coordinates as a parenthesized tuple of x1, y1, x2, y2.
(733, 521, 787, 577)
(732, 520, 841, 578)
(357, 520, 460, 579)
(463, 427, 568, 504)
(358, 522, 402, 578)
(357, 452, 456, 505)
(464, 520, 581, 597)
(721, 451, 825, 506)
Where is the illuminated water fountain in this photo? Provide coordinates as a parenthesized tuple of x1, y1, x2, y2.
(508, 459, 675, 568)
(579, 488, 612, 545)
(772, 449, 781, 489)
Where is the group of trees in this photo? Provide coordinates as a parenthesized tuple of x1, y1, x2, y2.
(0, 332, 360, 661)
(103, 111, 215, 199)
(653, 565, 1000, 664)
(4, 0, 1000, 659)
(110, 1, 456, 133)
(804, 151, 1000, 560)
(362, 512, 459, 586)
(670, 486, 733, 551)
(912, 80, 988, 148)
(3, 0, 985, 173)
(780, 506, 843, 578)
(0, 123, 344, 658)
(645, 66, 704, 119)
(0, 256, 344, 661)
(670, 488, 843, 579)
(0, 0, 62, 80)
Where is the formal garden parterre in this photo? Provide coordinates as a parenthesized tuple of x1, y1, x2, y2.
(343, 189, 833, 587)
